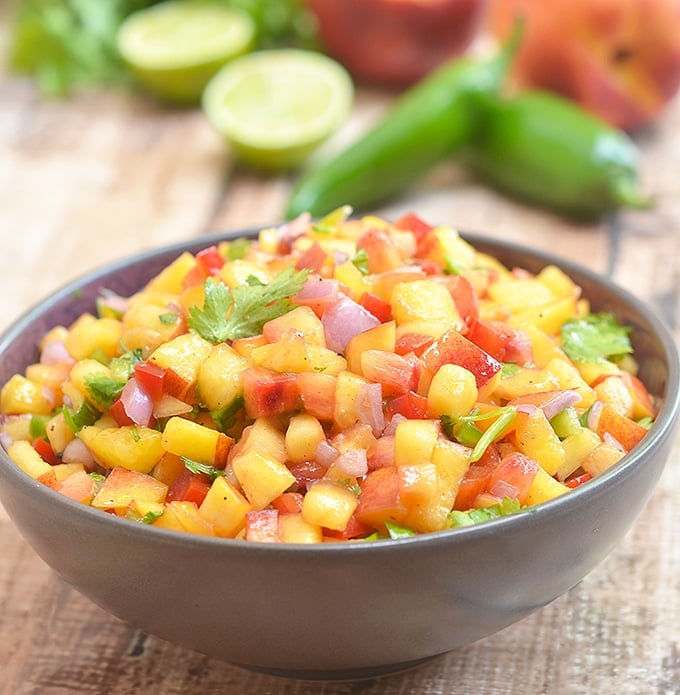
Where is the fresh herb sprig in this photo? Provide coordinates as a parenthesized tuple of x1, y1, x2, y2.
(187, 267, 309, 343)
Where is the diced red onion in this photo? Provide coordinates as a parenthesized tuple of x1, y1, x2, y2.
(515, 403, 538, 415)
(489, 479, 520, 500)
(603, 432, 626, 452)
(120, 378, 154, 426)
(322, 295, 381, 353)
(296, 275, 340, 301)
(277, 213, 311, 250)
(62, 437, 96, 470)
(335, 449, 368, 477)
(382, 413, 407, 436)
(315, 440, 339, 467)
(356, 382, 385, 435)
(40, 340, 74, 366)
(332, 249, 349, 266)
(42, 386, 57, 409)
(0, 431, 12, 450)
(98, 290, 129, 316)
(587, 400, 604, 431)
(542, 389, 582, 421)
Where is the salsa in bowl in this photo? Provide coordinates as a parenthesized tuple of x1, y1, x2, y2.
(0, 210, 677, 678)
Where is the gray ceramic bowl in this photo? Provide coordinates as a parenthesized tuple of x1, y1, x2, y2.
(0, 229, 678, 680)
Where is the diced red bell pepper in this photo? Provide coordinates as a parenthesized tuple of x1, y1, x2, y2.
(465, 318, 533, 365)
(271, 492, 305, 514)
(134, 360, 167, 402)
(167, 468, 211, 506)
(196, 245, 225, 276)
(109, 398, 135, 427)
(324, 513, 372, 540)
(33, 437, 60, 465)
(385, 391, 428, 420)
(394, 212, 433, 241)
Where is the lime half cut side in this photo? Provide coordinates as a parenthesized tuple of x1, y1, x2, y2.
(202, 49, 354, 172)
(117, 0, 256, 105)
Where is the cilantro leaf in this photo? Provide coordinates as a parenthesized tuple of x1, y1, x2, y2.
(561, 312, 633, 364)
(187, 267, 309, 343)
(63, 401, 100, 433)
(181, 456, 226, 482)
(448, 498, 522, 527)
(442, 406, 517, 462)
(350, 249, 370, 275)
(85, 374, 126, 409)
(210, 396, 244, 433)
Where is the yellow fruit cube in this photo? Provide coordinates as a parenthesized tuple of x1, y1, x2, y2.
(545, 358, 596, 409)
(345, 321, 396, 375)
(0, 374, 55, 415)
(148, 332, 213, 400)
(78, 425, 164, 473)
(525, 466, 570, 506)
(145, 251, 198, 293)
(426, 364, 478, 420)
(536, 264, 578, 299)
(279, 512, 323, 543)
(232, 448, 296, 510)
(64, 315, 123, 360)
(394, 419, 439, 467)
(153, 501, 216, 536)
(237, 417, 287, 463)
(582, 443, 625, 477)
(333, 259, 371, 300)
(514, 409, 565, 476)
(198, 476, 251, 537)
(508, 296, 578, 336)
(555, 428, 601, 481)
(301, 480, 358, 532)
(161, 416, 233, 467)
(285, 413, 326, 464)
(333, 370, 369, 430)
(523, 325, 567, 368)
(197, 343, 248, 411)
(263, 305, 326, 346)
(492, 367, 560, 402)
(7, 440, 53, 479)
(391, 280, 461, 326)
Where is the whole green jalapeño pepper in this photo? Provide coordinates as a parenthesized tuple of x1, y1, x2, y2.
(286, 28, 522, 219)
(466, 90, 651, 220)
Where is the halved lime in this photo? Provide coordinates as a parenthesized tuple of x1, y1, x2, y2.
(202, 49, 354, 172)
(117, 1, 256, 105)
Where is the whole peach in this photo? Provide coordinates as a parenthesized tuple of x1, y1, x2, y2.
(487, 0, 680, 131)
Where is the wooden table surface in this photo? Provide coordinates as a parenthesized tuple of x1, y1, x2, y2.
(1, 11, 680, 695)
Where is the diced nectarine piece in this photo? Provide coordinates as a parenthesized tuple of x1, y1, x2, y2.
(198, 476, 251, 537)
(79, 425, 164, 474)
(91, 466, 167, 514)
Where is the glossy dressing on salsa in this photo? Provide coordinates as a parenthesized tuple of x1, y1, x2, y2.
(0, 210, 657, 542)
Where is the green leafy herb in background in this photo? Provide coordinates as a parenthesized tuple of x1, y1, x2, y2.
(560, 312, 633, 364)
(9, 0, 316, 97)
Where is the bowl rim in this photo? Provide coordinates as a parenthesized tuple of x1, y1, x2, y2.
(1, 225, 678, 555)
